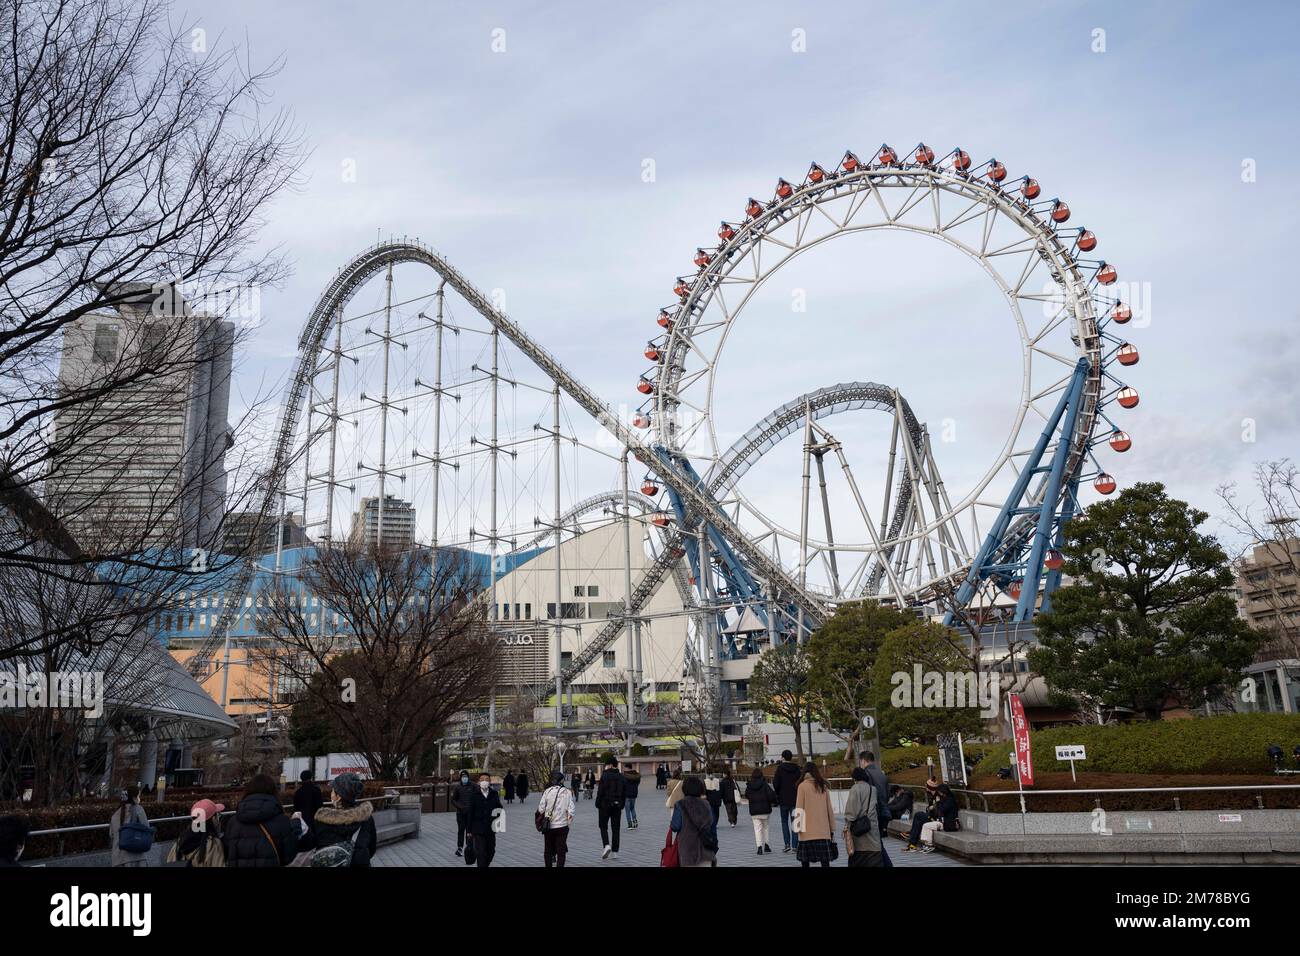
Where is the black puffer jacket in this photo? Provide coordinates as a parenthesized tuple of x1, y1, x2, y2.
(300, 801, 377, 866)
(222, 793, 299, 867)
(743, 777, 776, 815)
(771, 761, 802, 808)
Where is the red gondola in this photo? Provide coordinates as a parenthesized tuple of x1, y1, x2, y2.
(1109, 430, 1131, 452)
(1096, 262, 1117, 285)
(1110, 302, 1132, 324)
(632, 413, 651, 429)
(1021, 177, 1041, 200)
(1044, 549, 1065, 570)
(718, 221, 736, 241)
(694, 248, 712, 268)
(1008, 581, 1023, 599)
(914, 143, 935, 164)
(808, 163, 826, 183)
(952, 149, 971, 171)
(644, 343, 661, 361)
(651, 512, 671, 527)
(636, 379, 654, 395)
(674, 278, 689, 298)
(1116, 343, 1139, 366)
(1077, 229, 1097, 252)
(746, 197, 764, 219)
(1117, 386, 1140, 409)
(1094, 473, 1117, 495)
(775, 178, 794, 199)
(641, 481, 659, 496)
(1051, 199, 1071, 223)
(987, 159, 1007, 182)
(841, 150, 861, 172)
(878, 145, 898, 164)
(657, 309, 673, 329)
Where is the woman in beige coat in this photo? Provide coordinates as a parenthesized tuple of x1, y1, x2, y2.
(794, 762, 837, 868)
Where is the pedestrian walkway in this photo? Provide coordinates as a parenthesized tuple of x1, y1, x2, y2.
(375, 789, 966, 867)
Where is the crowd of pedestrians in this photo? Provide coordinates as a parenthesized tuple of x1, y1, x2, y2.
(0, 751, 954, 870)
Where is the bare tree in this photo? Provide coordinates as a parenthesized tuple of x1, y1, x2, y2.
(663, 683, 729, 769)
(255, 544, 504, 780)
(0, 0, 300, 662)
(1218, 460, 1300, 660)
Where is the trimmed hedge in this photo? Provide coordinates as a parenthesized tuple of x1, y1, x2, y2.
(1017, 713, 1300, 776)
(879, 713, 1300, 780)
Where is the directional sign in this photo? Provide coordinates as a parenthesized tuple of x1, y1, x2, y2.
(1055, 745, 1086, 761)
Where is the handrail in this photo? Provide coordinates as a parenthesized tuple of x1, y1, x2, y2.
(893, 782, 1300, 815)
(25, 794, 394, 839)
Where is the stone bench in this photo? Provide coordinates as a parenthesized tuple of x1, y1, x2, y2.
(372, 799, 421, 847)
(886, 816, 1300, 864)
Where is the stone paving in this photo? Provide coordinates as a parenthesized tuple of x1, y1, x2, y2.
(374, 787, 966, 868)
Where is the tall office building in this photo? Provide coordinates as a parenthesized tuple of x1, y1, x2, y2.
(348, 495, 416, 549)
(47, 284, 235, 550)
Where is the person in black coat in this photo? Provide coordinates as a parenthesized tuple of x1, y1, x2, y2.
(742, 768, 777, 854)
(503, 770, 516, 804)
(299, 772, 377, 867)
(720, 769, 739, 827)
(223, 774, 299, 867)
(655, 764, 667, 790)
(593, 758, 625, 859)
(770, 751, 803, 852)
(0, 814, 29, 867)
(466, 774, 502, 867)
(516, 771, 529, 803)
(450, 771, 474, 858)
(292, 770, 324, 830)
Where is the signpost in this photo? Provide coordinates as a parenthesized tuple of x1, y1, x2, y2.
(937, 733, 967, 788)
(862, 711, 881, 766)
(1054, 744, 1086, 782)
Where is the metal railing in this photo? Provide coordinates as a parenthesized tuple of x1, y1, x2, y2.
(895, 782, 1300, 814)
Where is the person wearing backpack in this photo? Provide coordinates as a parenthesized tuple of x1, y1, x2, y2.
(669, 775, 717, 867)
(594, 757, 625, 860)
(537, 770, 576, 867)
(109, 785, 152, 867)
(165, 798, 226, 867)
(301, 772, 377, 867)
(222, 773, 299, 867)
(742, 768, 776, 855)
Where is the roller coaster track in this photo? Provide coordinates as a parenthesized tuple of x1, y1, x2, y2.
(190, 241, 829, 680)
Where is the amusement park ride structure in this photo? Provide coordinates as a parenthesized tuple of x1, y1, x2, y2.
(187, 142, 1141, 738)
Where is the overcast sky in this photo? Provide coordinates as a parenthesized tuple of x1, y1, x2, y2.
(193, 0, 1300, 555)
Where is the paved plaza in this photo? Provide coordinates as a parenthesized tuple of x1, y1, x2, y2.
(375, 788, 967, 868)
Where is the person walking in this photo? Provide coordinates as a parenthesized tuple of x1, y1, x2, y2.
(843, 767, 883, 867)
(301, 772, 378, 866)
(720, 768, 739, 827)
(771, 750, 802, 853)
(655, 764, 667, 790)
(859, 751, 893, 868)
(0, 814, 29, 867)
(664, 768, 685, 809)
(583, 769, 596, 800)
(109, 785, 152, 867)
(538, 770, 577, 868)
(466, 773, 502, 868)
(704, 772, 723, 827)
(292, 770, 323, 831)
(570, 769, 582, 799)
(223, 774, 299, 867)
(669, 776, 718, 868)
(794, 762, 837, 868)
(451, 770, 474, 859)
(594, 757, 625, 859)
(516, 770, 529, 803)
(622, 763, 642, 828)
(503, 770, 517, 804)
(165, 798, 226, 867)
(742, 767, 776, 855)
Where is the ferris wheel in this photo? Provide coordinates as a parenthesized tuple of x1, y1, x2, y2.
(634, 143, 1141, 612)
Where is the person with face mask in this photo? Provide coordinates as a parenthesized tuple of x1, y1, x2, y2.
(0, 814, 29, 867)
(466, 773, 503, 868)
(450, 770, 474, 859)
